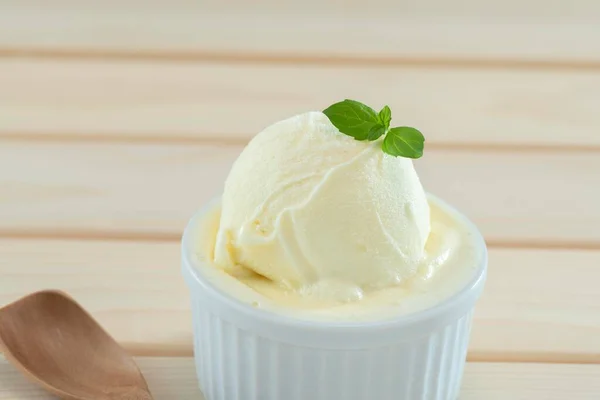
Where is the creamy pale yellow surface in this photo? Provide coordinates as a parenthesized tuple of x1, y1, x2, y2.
(214, 112, 430, 302)
(193, 111, 483, 320)
(193, 197, 482, 321)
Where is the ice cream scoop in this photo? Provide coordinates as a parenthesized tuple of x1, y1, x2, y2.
(214, 112, 430, 300)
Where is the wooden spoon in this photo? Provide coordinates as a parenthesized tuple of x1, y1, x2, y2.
(0, 290, 153, 400)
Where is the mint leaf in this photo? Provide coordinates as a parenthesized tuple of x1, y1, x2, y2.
(323, 100, 426, 159)
(367, 124, 385, 141)
(382, 127, 425, 159)
(323, 99, 379, 140)
(378, 106, 391, 130)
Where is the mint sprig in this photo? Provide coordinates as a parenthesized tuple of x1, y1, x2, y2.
(323, 100, 424, 159)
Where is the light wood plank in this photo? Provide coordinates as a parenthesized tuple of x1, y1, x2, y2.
(1, 239, 599, 361)
(0, 142, 598, 245)
(0, 356, 202, 399)
(1, 1, 600, 62)
(0, 239, 191, 355)
(461, 362, 600, 399)
(473, 248, 600, 363)
(1, 357, 600, 399)
(2, 60, 600, 147)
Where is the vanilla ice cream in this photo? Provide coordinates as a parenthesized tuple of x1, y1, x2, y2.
(194, 194, 481, 320)
(213, 112, 430, 301)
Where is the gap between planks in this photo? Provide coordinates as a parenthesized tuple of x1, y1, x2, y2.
(1, 348, 595, 366)
(3, 133, 600, 155)
(3, 48, 600, 72)
(3, 230, 600, 251)
(118, 347, 600, 366)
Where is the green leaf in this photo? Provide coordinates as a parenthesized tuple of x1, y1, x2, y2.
(366, 124, 385, 141)
(382, 127, 425, 159)
(323, 99, 379, 140)
(378, 105, 392, 130)
(323, 99, 426, 158)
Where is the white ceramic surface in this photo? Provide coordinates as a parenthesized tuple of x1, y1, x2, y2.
(182, 197, 487, 400)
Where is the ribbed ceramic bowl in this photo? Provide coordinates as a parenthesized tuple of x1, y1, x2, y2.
(182, 197, 487, 400)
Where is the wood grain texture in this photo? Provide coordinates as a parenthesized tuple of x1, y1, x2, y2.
(2, 59, 600, 147)
(2, 357, 600, 399)
(1, 142, 598, 245)
(473, 248, 600, 363)
(0, 357, 202, 400)
(1, 1, 600, 62)
(1, 239, 599, 362)
(460, 362, 600, 399)
(1, 1, 598, 396)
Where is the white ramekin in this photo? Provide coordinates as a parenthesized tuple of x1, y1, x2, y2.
(182, 197, 487, 400)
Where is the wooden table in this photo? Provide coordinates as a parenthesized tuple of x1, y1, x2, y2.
(1, 1, 600, 398)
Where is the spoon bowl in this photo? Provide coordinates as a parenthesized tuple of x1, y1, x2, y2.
(0, 290, 153, 400)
